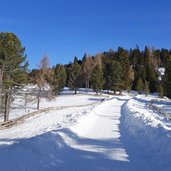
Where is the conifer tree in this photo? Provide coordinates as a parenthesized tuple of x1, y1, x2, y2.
(68, 61, 82, 94)
(103, 58, 113, 92)
(0, 32, 28, 121)
(110, 61, 123, 94)
(164, 57, 171, 98)
(52, 64, 67, 94)
(136, 78, 144, 94)
(91, 64, 105, 94)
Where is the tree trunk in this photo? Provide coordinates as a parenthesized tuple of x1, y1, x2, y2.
(4, 91, 10, 122)
(37, 87, 41, 110)
(86, 76, 89, 93)
(75, 89, 77, 94)
(37, 95, 40, 110)
(0, 66, 4, 112)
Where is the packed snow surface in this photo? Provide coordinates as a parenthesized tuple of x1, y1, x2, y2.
(0, 90, 171, 171)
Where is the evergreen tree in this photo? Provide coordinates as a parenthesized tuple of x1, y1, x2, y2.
(91, 64, 105, 94)
(68, 61, 82, 94)
(103, 58, 113, 92)
(164, 57, 171, 98)
(116, 47, 132, 90)
(136, 78, 144, 94)
(110, 61, 123, 94)
(52, 64, 67, 94)
(0, 32, 28, 121)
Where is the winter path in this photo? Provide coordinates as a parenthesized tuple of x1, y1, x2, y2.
(0, 95, 170, 171)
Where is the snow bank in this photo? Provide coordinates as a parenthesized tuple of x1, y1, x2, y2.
(122, 98, 171, 170)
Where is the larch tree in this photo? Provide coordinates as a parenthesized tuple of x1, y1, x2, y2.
(144, 46, 157, 92)
(82, 55, 94, 91)
(35, 55, 52, 109)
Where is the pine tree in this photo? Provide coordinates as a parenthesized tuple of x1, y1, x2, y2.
(91, 64, 105, 94)
(68, 61, 82, 94)
(136, 78, 144, 94)
(0, 32, 28, 121)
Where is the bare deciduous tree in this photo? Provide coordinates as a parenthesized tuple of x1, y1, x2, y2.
(35, 55, 53, 109)
(82, 55, 94, 91)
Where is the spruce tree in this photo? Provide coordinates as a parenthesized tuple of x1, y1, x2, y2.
(52, 64, 67, 94)
(68, 61, 82, 94)
(136, 78, 144, 94)
(91, 64, 105, 94)
(110, 61, 123, 94)
(116, 47, 131, 90)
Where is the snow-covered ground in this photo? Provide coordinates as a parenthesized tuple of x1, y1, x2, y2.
(0, 89, 171, 171)
(0, 86, 106, 122)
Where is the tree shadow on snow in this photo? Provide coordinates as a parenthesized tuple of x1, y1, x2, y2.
(0, 128, 130, 171)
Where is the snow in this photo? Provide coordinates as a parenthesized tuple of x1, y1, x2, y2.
(0, 89, 105, 122)
(0, 88, 171, 171)
(158, 67, 165, 81)
(123, 95, 171, 170)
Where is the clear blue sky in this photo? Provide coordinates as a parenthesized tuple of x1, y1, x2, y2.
(0, 0, 171, 69)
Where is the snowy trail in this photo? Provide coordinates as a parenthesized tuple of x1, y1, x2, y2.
(0, 95, 170, 171)
(68, 98, 129, 160)
(51, 97, 131, 171)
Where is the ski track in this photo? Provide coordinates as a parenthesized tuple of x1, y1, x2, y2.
(0, 95, 170, 171)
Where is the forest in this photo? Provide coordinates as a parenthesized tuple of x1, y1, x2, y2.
(0, 32, 171, 122)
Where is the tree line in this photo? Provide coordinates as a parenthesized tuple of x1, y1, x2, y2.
(0, 32, 171, 122)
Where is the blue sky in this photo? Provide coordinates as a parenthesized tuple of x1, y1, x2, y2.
(0, 0, 171, 69)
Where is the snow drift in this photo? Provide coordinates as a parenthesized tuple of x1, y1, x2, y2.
(122, 97, 171, 170)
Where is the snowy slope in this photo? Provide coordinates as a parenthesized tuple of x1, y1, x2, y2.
(0, 92, 171, 171)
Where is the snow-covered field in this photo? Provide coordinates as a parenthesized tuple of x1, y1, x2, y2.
(0, 88, 171, 171)
(0, 86, 106, 122)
